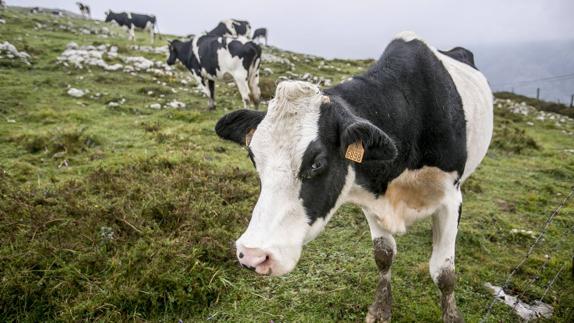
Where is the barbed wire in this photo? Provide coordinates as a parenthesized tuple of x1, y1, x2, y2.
(480, 186, 574, 322)
(539, 263, 566, 303)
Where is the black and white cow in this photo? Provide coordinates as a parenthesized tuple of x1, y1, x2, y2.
(207, 19, 251, 38)
(76, 2, 90, 18)
(167, 35, 261, 110)
(104, 10, 157, 43)
(215, 31, 492, 322)
(252, 28, 268, 46)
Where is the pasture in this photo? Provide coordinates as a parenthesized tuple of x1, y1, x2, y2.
(0, 8, 573, 322)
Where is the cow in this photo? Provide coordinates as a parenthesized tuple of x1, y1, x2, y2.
(76, 2, 90, 18)
(215, 31, 493, 322)
(104, 10, 157, 43)
(252, 28, 268, 46)
(207, 19, 251, 38)
(167, 35, 261, 110)
(0, 0, 6, 10)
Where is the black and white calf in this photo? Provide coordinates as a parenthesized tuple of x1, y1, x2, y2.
(104, 10, 157, 43)
(207, 19, 251, 38)
(252, 28, 268, 46)
(215, 32, 493, 322)
(167, 35, 261, 110)
(76, 2, 90, 18)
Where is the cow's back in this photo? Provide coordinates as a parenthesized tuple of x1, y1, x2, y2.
(327, 32, 491, 193)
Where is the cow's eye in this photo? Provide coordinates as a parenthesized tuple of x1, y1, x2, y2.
(301, 157, 327, 180)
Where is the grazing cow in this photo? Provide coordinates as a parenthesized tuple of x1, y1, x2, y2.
(252, 28, 268, 46)
(76, 2, 90, 18)
(207, 19, 251, 38)
(104, 10, 157, 43)
(215, 31, 492, 322)
(167, 35, 261, 110)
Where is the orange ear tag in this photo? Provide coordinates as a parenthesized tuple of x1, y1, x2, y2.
(245, 128, 255, 146)
(345, 140, 364, 163)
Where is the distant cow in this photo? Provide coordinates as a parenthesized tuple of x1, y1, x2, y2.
(0, 0, 6, 10)
(207, 19, 251, 38)
(167, 35, 261, 110)
(252, 28, 268, 45)
(76, 2, 90, 18)
(104, 10, 157, 43)
(215, 31, 493, 322)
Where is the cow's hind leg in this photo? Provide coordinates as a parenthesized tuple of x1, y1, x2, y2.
(128, 24, 135, 41)
(233, 75, 251, 109)
(364, 210, 394, 323)
(430, 190, 464, 323)
(207, 80, 216, 110)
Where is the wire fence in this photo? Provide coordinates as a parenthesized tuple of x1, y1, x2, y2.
(480, 186, 574, 322)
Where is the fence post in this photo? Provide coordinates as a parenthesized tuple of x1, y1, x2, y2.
(570, 94, 573, 108)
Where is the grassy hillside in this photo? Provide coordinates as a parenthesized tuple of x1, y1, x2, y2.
(1, 8, 573, 322)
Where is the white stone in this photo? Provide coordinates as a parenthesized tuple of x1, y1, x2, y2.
(67, 88, 85, 97)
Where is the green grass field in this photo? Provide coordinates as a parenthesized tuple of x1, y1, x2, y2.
(1, 8, 573, 322)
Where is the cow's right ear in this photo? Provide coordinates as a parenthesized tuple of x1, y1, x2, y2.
(215, 109, 266, 146)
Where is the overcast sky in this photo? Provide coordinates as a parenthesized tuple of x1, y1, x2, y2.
(8, 0, 574, 58)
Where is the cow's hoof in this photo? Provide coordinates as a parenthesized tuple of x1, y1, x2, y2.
(365, 305, 390, 323)
(442, 309, 464, 323)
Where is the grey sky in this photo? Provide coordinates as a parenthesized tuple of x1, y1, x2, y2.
(8, 0, 574, 58)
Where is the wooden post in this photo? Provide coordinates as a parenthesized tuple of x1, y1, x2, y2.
(536, 88, 540, 101)
(570, 94, 573, 108)
(536, 88, 540, 108)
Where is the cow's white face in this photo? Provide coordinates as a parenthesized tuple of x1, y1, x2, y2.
(215, 81, 398, 276)
(237, 82, 343, 275)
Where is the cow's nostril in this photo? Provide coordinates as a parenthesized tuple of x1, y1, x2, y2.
(265, 255, 269, 261)
(239, 252, 244, 259)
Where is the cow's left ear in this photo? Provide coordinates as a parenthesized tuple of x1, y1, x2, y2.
(215, 109, 266, 146)
(340, 120, 397, 162)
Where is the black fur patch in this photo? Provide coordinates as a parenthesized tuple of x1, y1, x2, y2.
(324, 38, 468, 195)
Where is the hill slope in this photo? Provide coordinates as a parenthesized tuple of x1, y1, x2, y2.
(1, 8, 573, 322)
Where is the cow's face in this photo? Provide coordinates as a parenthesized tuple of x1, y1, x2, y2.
(104, 11, 112, 22)
(166, 41, 178, 65)
(215, 81, 397, 276)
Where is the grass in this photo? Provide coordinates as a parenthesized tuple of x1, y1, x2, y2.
(1, 7, 573, 322)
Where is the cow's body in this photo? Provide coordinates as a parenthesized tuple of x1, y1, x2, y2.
(252, 28, 268, 45)
(76, 2, 90, 18)
(167, 35, 261, 110)
(208, 19, 251, 38)
(105, 11, 156, 43)
(216, 31, 492, 322)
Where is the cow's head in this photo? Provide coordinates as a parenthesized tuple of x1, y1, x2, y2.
(215, 81, 397, 276)
(104, 10, 112, 22)
(166, 40, 179, 65)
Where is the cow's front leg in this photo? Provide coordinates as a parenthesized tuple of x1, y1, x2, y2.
(430, 190, 463, 323)
(364, 210, 395, 323)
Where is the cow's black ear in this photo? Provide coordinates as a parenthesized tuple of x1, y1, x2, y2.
(340, 120, 397, 162)
(215, 109, 266, 146)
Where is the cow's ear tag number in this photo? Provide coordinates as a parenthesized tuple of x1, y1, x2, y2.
(345, 140, 364, 163)
(245, 128, 255, 146)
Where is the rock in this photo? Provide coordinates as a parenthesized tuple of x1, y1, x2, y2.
(67, 88, 85, 97)
(149, 103, 162, 109)
(166, 100, 186, 109)
(263, 67, 273, 76)
(0, 19, 5, 25)
(0, 41, 31, 65)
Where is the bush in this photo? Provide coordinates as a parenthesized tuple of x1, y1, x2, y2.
(492, 123, 539, 154)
